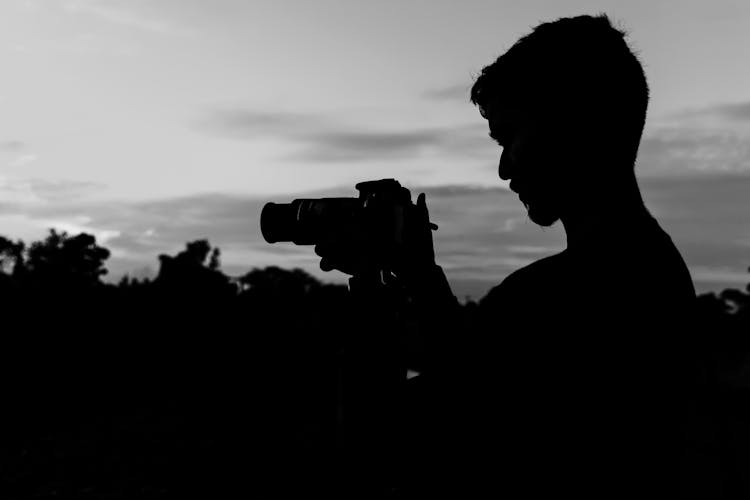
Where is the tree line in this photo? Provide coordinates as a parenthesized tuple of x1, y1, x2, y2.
(0, 229, 748, 498)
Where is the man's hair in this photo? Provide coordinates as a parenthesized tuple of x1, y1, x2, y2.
(471, 14, 649, 166)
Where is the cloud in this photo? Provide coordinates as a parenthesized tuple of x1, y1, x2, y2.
(249, 242, 310, 257)
(48, 193, 272, 262)
(203, 98, 750, 174)
(295, 123, 494, 163)
(0, 176, 105, 205)
(38, 215, 121, 245)
(639, 101, 750, 176)
(61, 0, 183, 35)
(422, 84, 471, 102)
(7, 154, 37, 168)
(31, 179, 104, 201)
(638, 127, 750, 175)
(0, 141, 35, 168)
(713, 102, 750, 122)
(641, 173, 750, 290)
(507, 245, 562, 255)
(200, 110, 323, 139)
(690, 267, 750, 294)
(53, 33, 137, 56)
(419, 184, 508, 198)
(0, 141, 25, 153)
(670, 101, 750, 122)
(642, 173, 750, 223)
(199, 109, 495, 163)
(202, 99, 750, 173)
(295, 129, 448, 162)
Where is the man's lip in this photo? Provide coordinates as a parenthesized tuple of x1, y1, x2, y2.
(517, 188, 531, 204)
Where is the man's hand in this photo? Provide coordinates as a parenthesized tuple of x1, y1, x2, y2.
(313, 192, 437, 279)
(392, 193, 438, 283)
(314, 220, 381, 276)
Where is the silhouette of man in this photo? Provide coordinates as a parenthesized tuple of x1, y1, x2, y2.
(458, 15, 700, 498)
(316, 14, 699, 498)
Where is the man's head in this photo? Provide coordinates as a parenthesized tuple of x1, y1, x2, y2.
(471, 14, 649, 226)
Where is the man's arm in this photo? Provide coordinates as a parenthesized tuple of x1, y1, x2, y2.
(314, 192, 464, 375)
(397, 263, 464, 379)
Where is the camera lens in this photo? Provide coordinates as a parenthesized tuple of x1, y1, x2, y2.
(260, 202, 298, 243)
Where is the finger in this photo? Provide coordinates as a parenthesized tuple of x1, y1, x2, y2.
(320, 257, 335, 272)
(314, 243, 327, 258)
(416, 193, 428, 221)
(418, 193, 438, 230)
(315, 240, 341, 258)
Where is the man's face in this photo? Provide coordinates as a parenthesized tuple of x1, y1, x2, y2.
(486, 100, 565, 227)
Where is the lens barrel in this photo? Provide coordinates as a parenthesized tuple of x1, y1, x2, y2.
(260, 202, 298, 243)
(261, 197, 362, 245)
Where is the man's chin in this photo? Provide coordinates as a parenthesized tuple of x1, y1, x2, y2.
(527, 203, 559, 227)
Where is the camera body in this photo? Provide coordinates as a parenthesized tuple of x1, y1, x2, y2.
(261, 179, 413, 271)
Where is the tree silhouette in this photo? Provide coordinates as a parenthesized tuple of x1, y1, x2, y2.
(719, 274, 750, 315)
(155, 238, 236, 303)
(0, 235, 25, 277)
(208, 247, 221, 271)
(22, 229, 110, 289)
(238, 265, 321, 300)
(0, 227, 749, 498)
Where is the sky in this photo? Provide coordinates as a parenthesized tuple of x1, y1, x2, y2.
(1, 0, 750, 300)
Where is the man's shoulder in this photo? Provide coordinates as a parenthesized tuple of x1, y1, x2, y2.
(476, 215, 696, 313)
(611, 215, 696, 299)
(479, 251, 568, 308)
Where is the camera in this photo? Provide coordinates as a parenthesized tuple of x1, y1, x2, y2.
(260, 179, 414, 269)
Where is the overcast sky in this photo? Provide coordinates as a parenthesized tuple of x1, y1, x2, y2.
(1, 0, 750, 300)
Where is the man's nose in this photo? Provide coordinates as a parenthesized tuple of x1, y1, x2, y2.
(498, 148, 513, 181)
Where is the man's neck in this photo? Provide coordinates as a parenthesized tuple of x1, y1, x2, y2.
(560, 184, 650, 251)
